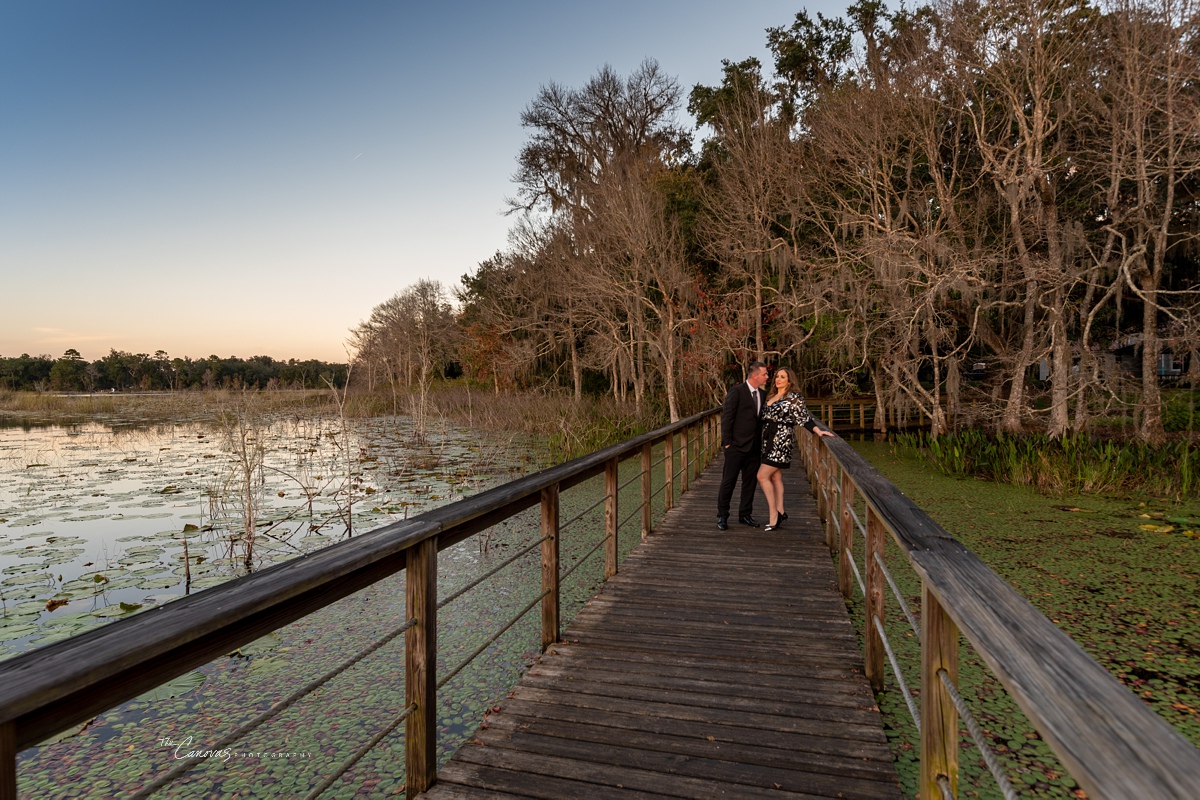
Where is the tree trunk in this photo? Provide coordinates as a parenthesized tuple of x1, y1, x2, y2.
(1002, 281, 1037, 433)
(1140, 279, 1165, 444)
(1048, 288, 1071, 439)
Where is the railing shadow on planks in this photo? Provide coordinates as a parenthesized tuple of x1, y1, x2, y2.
(798, 426, 1200, 800)
(0, 408, 724, 800)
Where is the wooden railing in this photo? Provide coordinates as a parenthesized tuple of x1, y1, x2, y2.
(0, 408, 723, 800)
(800, 427, 1200, 799)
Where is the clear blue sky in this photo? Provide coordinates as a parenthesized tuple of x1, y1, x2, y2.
(1, 0, 847, 362)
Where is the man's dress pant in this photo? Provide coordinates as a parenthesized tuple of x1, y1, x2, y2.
(717, 446, 759, 519)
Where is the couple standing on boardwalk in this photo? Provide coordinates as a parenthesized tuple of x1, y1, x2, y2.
(716, 361, 835, 532)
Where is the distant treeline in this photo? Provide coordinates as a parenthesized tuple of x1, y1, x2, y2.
(0, 350, 348, 392)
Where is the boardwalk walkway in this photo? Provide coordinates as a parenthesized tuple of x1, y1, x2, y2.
(423, 455, 901, 799)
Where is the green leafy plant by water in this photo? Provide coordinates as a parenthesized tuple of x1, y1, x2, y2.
(897, 430, 1200, 497)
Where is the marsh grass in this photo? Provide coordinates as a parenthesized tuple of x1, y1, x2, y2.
(897, 429, 1200, 498)
(0, 389, 335, 427)
(345, 383, 664, 462)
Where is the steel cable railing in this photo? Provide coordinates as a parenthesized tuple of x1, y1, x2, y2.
(303, 702, 417, 800)
(937, 668, 1021, 800)
(873, 551, 921, 639)
(809, 435, 1029, 800)
(559, 491, 612, 532)
(873, 614, 922, 734)
(437, 537, 548, 611)
(437, 589, 551, 692)
(130, 615, 418, 799)
(561, 534, 613, 582)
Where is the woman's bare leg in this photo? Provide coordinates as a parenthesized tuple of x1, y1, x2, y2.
(757, 464, 780, 525)
(772, 471, 785, 517)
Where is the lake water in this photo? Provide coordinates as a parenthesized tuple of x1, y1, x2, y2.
(3, 412, 672, 798)
(0, 414, 539, 658)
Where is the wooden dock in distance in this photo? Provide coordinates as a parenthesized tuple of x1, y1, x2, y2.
(422, 457, 901, 799)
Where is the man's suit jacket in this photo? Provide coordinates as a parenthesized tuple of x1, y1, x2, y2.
(721, 381, 763, 453)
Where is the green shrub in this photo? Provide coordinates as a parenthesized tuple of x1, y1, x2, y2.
(896, 430, 1200, 497)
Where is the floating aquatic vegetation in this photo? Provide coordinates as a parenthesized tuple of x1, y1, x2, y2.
(852, 440, 1200, 799)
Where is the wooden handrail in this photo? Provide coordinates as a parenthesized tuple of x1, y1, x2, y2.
(0, 407, 721, 799)
(802, 428, 1200, 799)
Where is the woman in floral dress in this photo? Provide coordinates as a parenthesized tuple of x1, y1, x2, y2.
(757, 367, 834, 531)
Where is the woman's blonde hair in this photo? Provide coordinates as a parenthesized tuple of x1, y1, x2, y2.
(766, 367, 798, 401)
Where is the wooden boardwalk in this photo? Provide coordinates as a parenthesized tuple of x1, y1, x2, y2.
(423, 456, 901, 799)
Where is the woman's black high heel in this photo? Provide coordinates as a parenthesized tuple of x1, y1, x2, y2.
(764, 515, 780, 532)
(778, 512, 788, 523)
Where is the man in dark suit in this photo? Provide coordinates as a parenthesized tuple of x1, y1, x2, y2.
(717, 361, 769, 530)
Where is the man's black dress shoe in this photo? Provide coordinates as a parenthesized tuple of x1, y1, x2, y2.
(738, 515, 761, 527)
(716, 516, 728, 531)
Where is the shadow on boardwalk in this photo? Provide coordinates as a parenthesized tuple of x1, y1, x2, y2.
(423, 455, 901, 799)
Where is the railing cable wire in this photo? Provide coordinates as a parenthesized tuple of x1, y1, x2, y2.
(303, 702, 417, 800)
(559, 492, 611, 532)
(847, 549, 867, 595)
(560, 534, 612, 582)
(437, 536, 549, 610)
(849, 503, 867, 537)
(437, 589, 550, 691)
(937, 668, 1021, 800)
(617, 471, 642, 492)
(616, 503, 645, 532)
(874, 551, 921, 639)
(873, 614, 922, 734)
(131, 616, 417, 799)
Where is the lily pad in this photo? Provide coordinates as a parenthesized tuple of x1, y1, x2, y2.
(0, 623, 39, 642)
(35, 718, 95, 746)
(233, 633, 281, 657)
(135, 671, 206, 702)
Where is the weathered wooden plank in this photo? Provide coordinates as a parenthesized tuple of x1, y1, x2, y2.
(486, 701, 895, 764)
(506, 684, 890, 744)
(470, 724, 901, 799)
(430, 761, 674, 800)
(450, 743, 854, 800)
(430, 460, 900, 798)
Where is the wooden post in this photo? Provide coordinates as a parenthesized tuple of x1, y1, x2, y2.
(921, 584, 960, 800)
(604, 457, 618, 579)
(664, 431, 674, 511)
(541, 484, 560, 650)
(864, 507, 886, 692)
(405, 535, 437, 799)
(641, 442, 652, 538)
(681, 425, 690, 492)
(825, 464, 838, 555)
(810, 436, 820, 500)
(816, 442, 827, 514)
(701, 419, 710, 468)
(0, 722, 15, 800)
(859, 400, 866, 429)
(839, 471, 854, 599)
